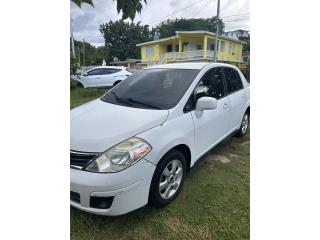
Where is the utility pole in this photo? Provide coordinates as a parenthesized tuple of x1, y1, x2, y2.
(71, 19, 75, 57)
(213, 0, 220, 62)
(82, 38, 85, 66)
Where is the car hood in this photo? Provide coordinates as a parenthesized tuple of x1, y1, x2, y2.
(70, 99, 169, 152)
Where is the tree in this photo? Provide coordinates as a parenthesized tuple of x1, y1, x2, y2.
(71, 39, 108, 66)
(71, 0, 147, 20)
(70, 54, 80, 77)
(154, 17, 225, 38)
(95, 46, 108, 65)
(99, 20, 152, 61)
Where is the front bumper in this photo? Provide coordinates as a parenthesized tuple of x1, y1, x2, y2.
(70, 159, 156, 216)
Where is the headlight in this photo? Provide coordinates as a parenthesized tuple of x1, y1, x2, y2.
(85, 137, 152, 173)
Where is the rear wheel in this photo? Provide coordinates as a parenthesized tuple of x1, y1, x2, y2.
(149, 150, 186, 207)
(236, 112, 249, 137)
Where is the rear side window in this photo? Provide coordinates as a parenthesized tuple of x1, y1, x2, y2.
(100, 68, 122, 75)
(224, 68, 243, 93)
(108, 68, 122, 74)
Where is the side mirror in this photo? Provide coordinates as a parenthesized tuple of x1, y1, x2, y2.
(83, 73, 88, 76)
(196, 97, 217, 111)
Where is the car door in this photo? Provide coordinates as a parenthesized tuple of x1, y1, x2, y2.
(223, 67, 247, 130)
(83, 68, 103, 87)
(97, 68, 115, 87)
(185, 67, 231, 158)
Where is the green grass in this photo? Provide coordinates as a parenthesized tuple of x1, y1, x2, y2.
(70, 88, 250, 240)
(70, 88, 109, 109)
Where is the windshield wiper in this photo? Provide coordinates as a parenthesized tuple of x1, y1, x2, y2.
(126, 98, 162, 110)
(108, 91, 133, 106)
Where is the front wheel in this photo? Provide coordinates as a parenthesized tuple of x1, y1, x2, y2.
(149, 150, 186, 207)
(77, 81, 84, 88)
(236, 112, 249, 137)
(113, 80, 121, 87)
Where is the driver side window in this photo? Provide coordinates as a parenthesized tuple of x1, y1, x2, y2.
(87, 69, 103, 76)
(195, 67, 225, 101)
(184, 67, 225, 112)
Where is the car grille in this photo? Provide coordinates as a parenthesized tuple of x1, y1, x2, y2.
(70, 191, 80, 203)
(70, 150, 99, 169)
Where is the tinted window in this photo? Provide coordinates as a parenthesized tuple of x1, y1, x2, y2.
(88, 68, 122, 76)
(224, 68, 243, 93)
(184, 67, 225, 112)
(112, 68, 122, 73)
(87, 68, 103, 76)
(101, 69, 200, 110)
(195, 67, 225, 100)
(100, 68, 120, 75)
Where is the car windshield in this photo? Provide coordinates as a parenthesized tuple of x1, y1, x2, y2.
(101, 68, 200, 110)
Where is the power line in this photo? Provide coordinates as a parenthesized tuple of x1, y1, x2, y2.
(223, 17, 250, 23)
(149, 0, 249, 27)
(221, 12, 250, 19)
(190, 0, 209, 17)
(151, 0, 208, 25)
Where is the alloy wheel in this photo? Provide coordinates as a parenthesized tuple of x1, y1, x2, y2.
(159, 159, 183, 200)
(241, 113, 249, 134)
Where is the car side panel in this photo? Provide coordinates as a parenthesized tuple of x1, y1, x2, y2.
(228, 89, 248, 129)
(136, 111, 195, 166)
(190, 96, 231, 160)
(98, 70, 131, 87)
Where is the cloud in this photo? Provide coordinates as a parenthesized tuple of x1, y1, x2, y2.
(71, 0, 249, 46)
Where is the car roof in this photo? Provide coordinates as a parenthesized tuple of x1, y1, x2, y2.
(146, 62, 237, 70)
(92, 66, 125, 69)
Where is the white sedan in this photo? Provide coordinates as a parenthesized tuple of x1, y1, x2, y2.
(77, 66, 132, 88)
(70, 62, 250, 215)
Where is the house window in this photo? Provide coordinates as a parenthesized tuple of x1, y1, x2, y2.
(210, 44, 214, 50)
(146, 46, 154, 57)
(196, 44, 202, 50)
(232, 43, 235, 55)
(220, 41, 225, 52)
(175, 44, 179, 52)
(228, 42, 235, 55)
(167, 44, 172, 52)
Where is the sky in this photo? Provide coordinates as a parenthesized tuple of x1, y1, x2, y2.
(71, 0, 250, 47)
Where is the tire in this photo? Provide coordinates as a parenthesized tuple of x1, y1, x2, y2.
(113, 80, 121, 87)
(77, 82, 84, 88)
(236, 111, 249, 137)
(149, 149, 186, 208)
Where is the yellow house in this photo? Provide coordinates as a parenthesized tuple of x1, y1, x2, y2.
(137, 31, 246, 67)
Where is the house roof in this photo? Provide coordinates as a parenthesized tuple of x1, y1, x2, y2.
(176, 31, 246, 43)
(136, 30, 245, 47)
(136, 36, 177, 46)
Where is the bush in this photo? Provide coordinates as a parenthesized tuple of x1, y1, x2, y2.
(70, 78, 78, 90)
(70, 54, 80, 77)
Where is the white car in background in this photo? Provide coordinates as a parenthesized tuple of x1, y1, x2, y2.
(77, 66, 132, 88)
(70, 62, 250, 215)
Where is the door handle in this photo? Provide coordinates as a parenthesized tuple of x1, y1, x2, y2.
(223, 102, 230, 109)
